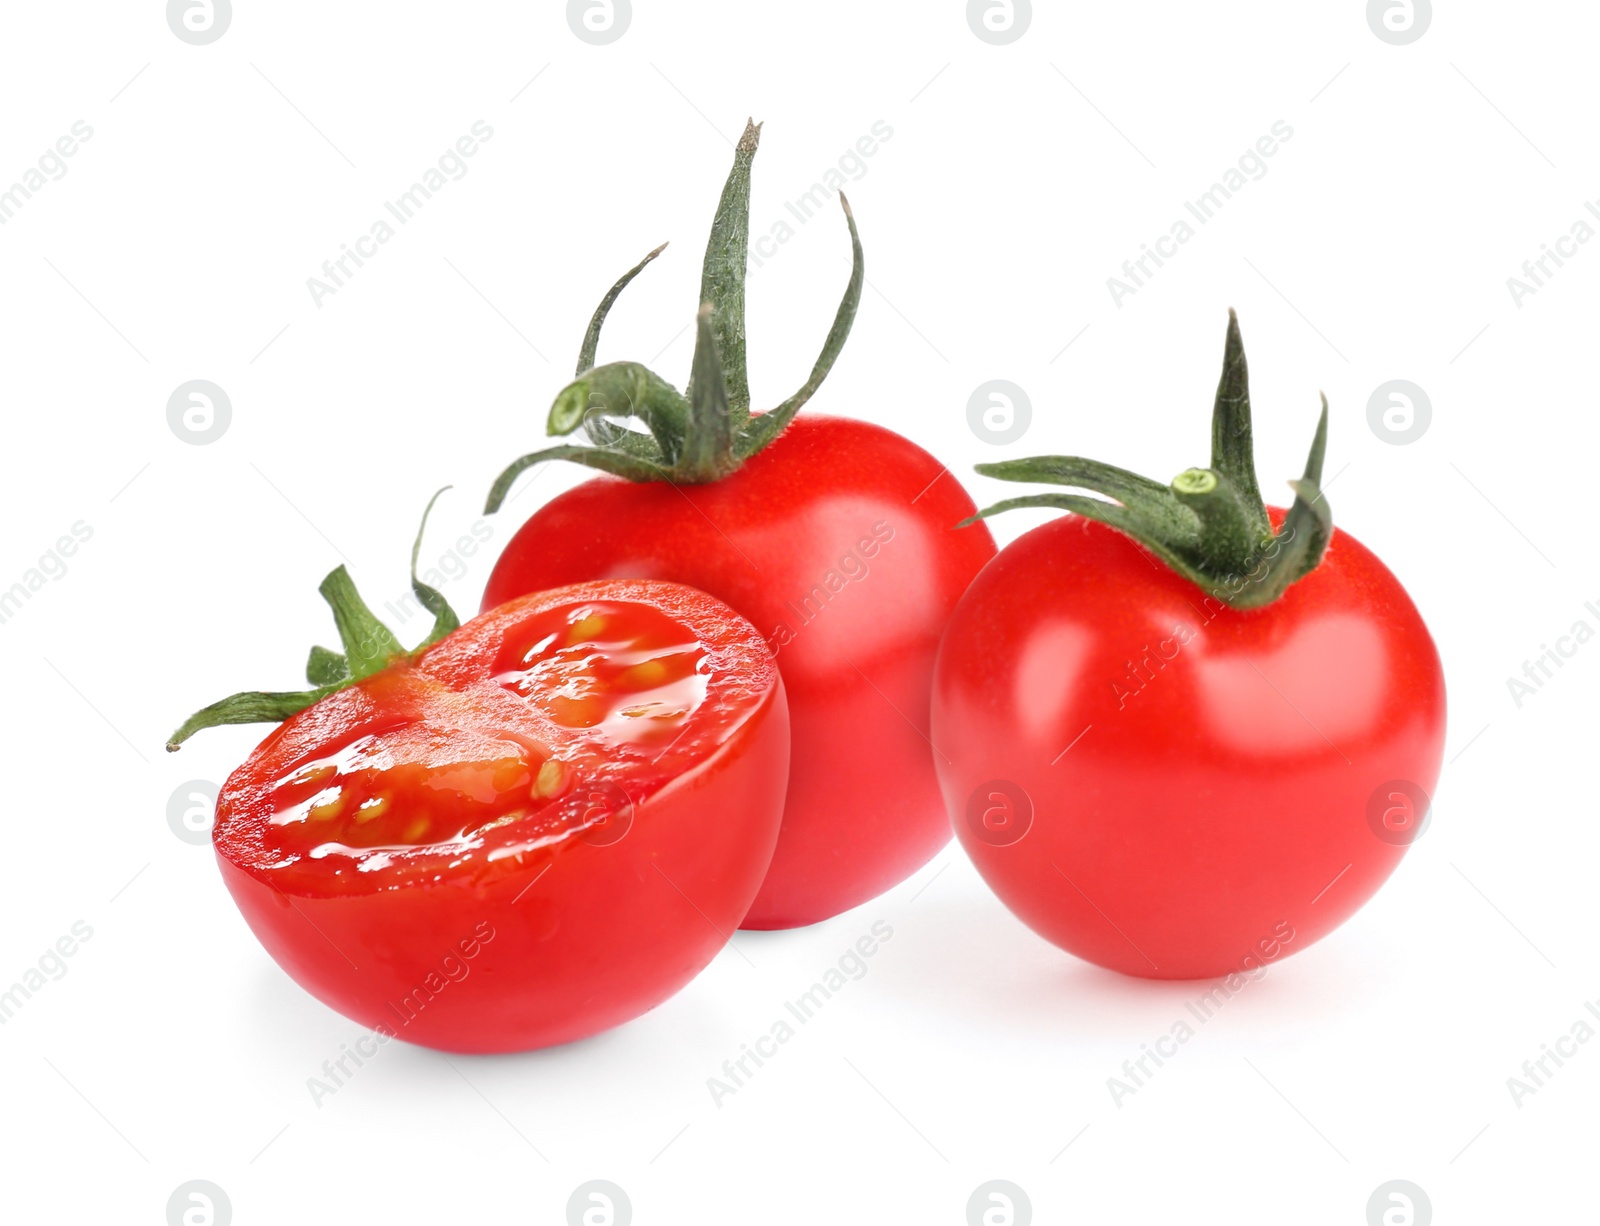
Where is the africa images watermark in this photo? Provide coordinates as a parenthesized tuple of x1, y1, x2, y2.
(306, 121, 495, 307)
(1106, 922, 1296, 1107)
(765, 520, 895, 656)
(748, 121, 894, 272)
(1112, 619, 1198, 710)
(1110, 522, 1311, 709)
(1506, 995, 1600, 1108)
(706, 920, 894, 1106)
(379, 517, 495, 629)
(305, 1027, 396, 1108)
(1505, 198, 1600, 308)
(0, 920, 95, 1026)
(305, 920, 495, 1107)
(0, 522, 94, 629)
(0, 121, 94, 227)
(1107, 121, 1295, 307)
(1503, 600, 1600, 708)
(388, 920, 498, 1028)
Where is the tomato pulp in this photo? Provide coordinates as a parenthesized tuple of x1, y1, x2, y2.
(485, 415, 997, 928)
(214, 580, 788, 1052)
(932, 513, 1446, 979)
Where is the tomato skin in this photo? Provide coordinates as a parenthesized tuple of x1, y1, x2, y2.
(217, 692, 785, 1052)
(931, 513, 1446, 979)
(214, 581, 788, 1053)
(484, 415, 997, 928)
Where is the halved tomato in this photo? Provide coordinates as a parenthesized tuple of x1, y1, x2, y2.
(175, 572, 787, 1053)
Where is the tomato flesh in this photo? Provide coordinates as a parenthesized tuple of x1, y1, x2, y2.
(253, 600, 712, 886)
(215, 581, 788, 1051)
(932, 512, 1446, 980)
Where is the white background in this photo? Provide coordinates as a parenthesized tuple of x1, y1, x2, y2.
(0, 2, 1593, 1223)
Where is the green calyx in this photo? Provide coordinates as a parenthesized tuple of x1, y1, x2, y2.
(166, 490, 463, 751)
(967, 311, 1332, 611)
(485, 118, 865, 509)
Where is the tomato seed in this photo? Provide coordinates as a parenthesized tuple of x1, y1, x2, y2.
(619, 659, 668, 688)
(308, 790, 347, 822)
(569, 614, 607, 642)
(535, 759, 569, 799)
(353, 795, 390, 824)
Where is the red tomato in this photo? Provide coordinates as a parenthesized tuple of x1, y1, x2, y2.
(934, 512, 1446, 985)
(935, 313, 1447, 978)
(485, 415, 996, 927)
(211, 580, 787, 1052)
(935, 509, 1446, 979)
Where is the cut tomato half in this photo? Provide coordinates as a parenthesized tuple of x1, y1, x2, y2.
(206, 580, 787, 1052)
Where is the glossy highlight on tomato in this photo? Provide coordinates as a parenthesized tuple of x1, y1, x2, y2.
(213, 580, 788, 1052)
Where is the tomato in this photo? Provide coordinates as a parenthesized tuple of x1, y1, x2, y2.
(932, 314, 1446, 978)
(486, 414, 994, 928)
(482, 121, 995, 927)
(173, 571, 787, 1052)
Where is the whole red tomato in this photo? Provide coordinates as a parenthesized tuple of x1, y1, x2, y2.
(483, 121, 995, 927)
(170, 531, 787, 1052)
(486, 414, 992, 927)
(932, 314, 1446, 979)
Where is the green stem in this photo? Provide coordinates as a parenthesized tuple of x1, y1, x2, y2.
(736, 194, 864, 460)
(1209, 310, 1270, 539)
(576, 243, 668, 377)
(967, 311, 1332, 610)
(167, 496, 466, 750)
(680, 305, 736, 480)
(548, 362, 692, 463)
(689, 119, 760, 420)
(486, 119, 864, 505)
